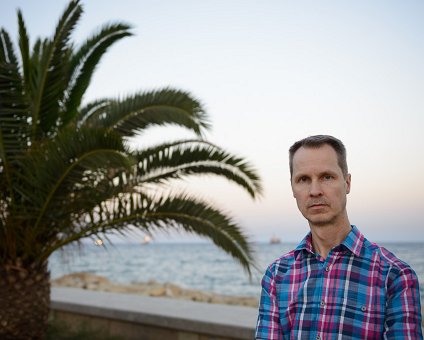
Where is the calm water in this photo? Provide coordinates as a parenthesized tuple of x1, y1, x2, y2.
(49, 242, 424, 300)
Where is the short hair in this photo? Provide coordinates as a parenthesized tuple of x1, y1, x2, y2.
(289, 135, 348, 178)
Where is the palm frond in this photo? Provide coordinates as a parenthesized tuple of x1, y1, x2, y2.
(146, 193, 257, 276)
(17, 10, 31, 92)
(0, 28, 29, 199)
(29, 0, 82, 138)
(13, 127, 133, 235)
(0, 29, 19, 66)
(77, 99, 111, 126)
(30, 38, 41, 66)
(134, 139, 262, 198)
(62, 23, 133, 124)
(1, 2, 263, 281)
(82, 88, 210, 137)
(42, 192, 257, 276)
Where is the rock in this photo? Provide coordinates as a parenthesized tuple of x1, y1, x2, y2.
(52, 272, 111, 288)
(164, 283, 182, 297)
(148, 286, 166, 297)
(51, 272, 260, 307)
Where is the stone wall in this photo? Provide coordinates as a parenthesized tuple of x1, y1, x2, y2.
(50, 287, 257, 340)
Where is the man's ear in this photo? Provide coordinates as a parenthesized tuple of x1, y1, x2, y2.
(345, 173, 351, 194)
(290, 178, 296, 198)
(290, 177, 296, 198)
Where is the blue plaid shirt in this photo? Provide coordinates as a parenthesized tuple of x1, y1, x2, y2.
(256, 226, 422, 339)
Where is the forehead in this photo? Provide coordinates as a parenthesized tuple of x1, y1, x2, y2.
(292, 145, 341, 175)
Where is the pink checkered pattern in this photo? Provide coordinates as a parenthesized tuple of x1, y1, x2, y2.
(255, 226, 422, 339)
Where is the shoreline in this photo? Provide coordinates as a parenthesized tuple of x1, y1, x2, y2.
(51, 272, 259, 308)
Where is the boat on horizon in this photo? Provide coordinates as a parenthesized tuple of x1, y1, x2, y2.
(269, 235, 281, 244)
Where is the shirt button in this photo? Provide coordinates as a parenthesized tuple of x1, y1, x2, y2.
(320, 300, 325, 307)
(316, 336, 321, 340)
(361, 306, 367, 312)
(325, 266, 330, 272)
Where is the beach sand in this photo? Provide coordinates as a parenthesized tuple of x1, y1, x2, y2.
(51, 272, 259, 308)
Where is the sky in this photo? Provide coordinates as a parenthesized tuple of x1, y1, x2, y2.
(1, 0, 423, 243)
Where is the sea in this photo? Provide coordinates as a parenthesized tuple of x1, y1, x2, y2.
(49, 242, 424, 301)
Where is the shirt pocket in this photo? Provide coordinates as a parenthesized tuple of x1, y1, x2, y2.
(334, 297, 385, 338)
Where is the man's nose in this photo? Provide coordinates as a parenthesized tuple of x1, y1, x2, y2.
(309, 180, 323, 196)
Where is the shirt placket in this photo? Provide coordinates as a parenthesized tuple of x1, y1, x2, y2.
(315, 251, 338, 340)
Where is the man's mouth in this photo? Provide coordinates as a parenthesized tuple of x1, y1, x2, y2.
(308, 202, 328, 208)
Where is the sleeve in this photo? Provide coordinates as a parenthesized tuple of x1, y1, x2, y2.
(255, 264, 282, 340)
(383, 267, 423, 339)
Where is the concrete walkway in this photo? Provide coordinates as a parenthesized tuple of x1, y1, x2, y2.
(51, 287, 257, 339)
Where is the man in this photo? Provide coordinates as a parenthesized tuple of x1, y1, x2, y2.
(255, 135, 422, 339)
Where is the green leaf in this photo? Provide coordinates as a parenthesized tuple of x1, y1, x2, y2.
(134, 139, 262, 198)
(83, 88, 210, 137)
(17, 10, 31, 93)
(63, 23, 132, 124)
(14, 127, 133, 236)
(1, 1, 263, 281)
(29, 0, 82, 138)
(43, 192, 257, 276)
(0, 28, 29, 203)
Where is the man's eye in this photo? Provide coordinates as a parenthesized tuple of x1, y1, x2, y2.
(298, 177, 307, 182)
(323, 175, 333, 180)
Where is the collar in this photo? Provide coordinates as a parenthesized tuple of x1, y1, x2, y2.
(341, 225, 364, 256)
(294, 225, 364, 257)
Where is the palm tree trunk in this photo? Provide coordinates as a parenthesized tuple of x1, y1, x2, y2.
(0, 260, 50, 339)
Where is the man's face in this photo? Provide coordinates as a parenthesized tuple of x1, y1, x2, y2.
(291, 144, 351, 228)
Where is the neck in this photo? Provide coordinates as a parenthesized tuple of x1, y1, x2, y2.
(310, 221, 351, 259)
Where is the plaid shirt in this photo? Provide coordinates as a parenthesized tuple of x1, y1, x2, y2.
(256, 225, 423, 339)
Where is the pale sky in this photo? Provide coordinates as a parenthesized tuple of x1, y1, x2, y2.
(2, 1, 423, 242)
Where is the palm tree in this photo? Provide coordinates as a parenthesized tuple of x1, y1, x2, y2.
(0, 1, 262, 339)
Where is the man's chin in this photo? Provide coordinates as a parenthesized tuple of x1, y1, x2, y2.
(306, 215, 333, 227)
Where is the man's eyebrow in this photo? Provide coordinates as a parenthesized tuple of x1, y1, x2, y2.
(320, 170, 338, 176)
(293, 173, 309, 180)
(293, 170, 338, 179)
